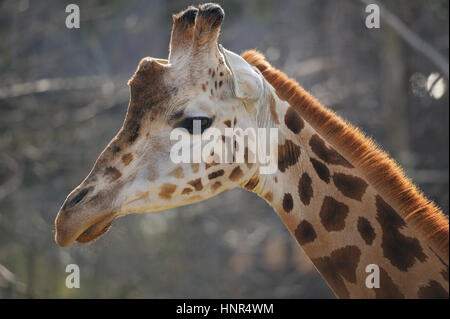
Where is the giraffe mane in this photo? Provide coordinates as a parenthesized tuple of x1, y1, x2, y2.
(242, 49, 449, 262)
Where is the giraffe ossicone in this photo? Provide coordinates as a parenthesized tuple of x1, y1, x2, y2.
(55, 3, 449, 299)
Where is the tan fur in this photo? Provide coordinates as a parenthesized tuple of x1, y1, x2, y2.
(55, 4, 448, 298)
(242, 50, 449, 262)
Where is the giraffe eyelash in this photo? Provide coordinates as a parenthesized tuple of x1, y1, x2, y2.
(176, 116, 213, 134)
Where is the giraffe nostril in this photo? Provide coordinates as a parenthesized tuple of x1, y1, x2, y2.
(62, 187, 92, 211)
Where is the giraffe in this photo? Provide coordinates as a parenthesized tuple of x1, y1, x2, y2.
(54, 3, 449, 298)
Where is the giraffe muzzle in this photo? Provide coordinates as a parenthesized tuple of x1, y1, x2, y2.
(55, 183, 121, 247)
(55, 208, 118, 247)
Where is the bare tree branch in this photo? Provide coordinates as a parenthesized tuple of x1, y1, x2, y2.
(0, 263, 26, 294)
(0, 75, 128, 100)
(361, 0, 449, 78)
(0, 154, 23, 201)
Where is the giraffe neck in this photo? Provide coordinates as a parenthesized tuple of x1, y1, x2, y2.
(243, 81, 449, 298)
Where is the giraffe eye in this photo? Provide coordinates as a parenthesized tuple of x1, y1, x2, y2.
(179, 116, 212, 134)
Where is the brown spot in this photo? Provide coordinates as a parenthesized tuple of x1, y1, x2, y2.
(159, 183, 177, 199)
(210, 88, 213, 96)
(417, 280, 449, 299)
(112, 145, 121, 153)
(233, 140, 238, 157)
(310, 158, 330, 183)
(191, 163, 199, 173)
(219, 72, 223, 76)
(298, 173, 313, 206)
(278, 139, 301, 172)
(224, 120, 232, 127)
(375, 267, 405, 298)
(264, 192, 273, 202)
(103, 167, 121, 181)
(147, 169, 159, 182)
(229, 166, 243, 181)
(244, 176, 259, 190)
(319, 196, 349, 232)
(332, 173, 368, 201)
(233, 117, 237, 126)
(214, 81, 217, 89)
(376, 195, 427, 271)
(244, 147, 254, 169)
(357, 217, 376, 245)
(274, 176, 278, 183)
(121, 153, 133, 166)
(169, 166, 184, 179)
(188, 178, 203, 191)
(208, 169, 224, 179)
(127, 122, 141, 144)
(269, 94, 280, 124)
(182, 188, 193, 195)
(295, 220, 317, 245)
(205, 160, 220, 170)
(211, 181, 222, 192)
(311, 246, 361, 299)
(309, 134, 353, 168)
(218, 80, 223, 87)
(211, 70, 215, 77)
(282, 193, 294, 213)
(202, 83, 206, 91)
(284, 106, 304, 134)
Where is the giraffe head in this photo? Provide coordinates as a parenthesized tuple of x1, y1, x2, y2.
(55, 3, 268, 247)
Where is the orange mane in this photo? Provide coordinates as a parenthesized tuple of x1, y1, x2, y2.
(242, 50, 449, 262)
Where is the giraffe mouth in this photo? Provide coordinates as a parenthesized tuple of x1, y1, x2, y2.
(75, 211, 118, 244)
(55, 209, 118, 247)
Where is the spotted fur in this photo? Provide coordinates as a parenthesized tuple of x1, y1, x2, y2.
(295, 220, 317, 245)
(242, 50, 449, 261)
(311, 246, 361, 299)
(319, 196, 349, 232)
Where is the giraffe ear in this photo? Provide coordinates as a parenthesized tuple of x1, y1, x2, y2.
(220, 45, 263, 101)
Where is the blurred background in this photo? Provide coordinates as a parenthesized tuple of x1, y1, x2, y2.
(0, 0, 448, 298)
